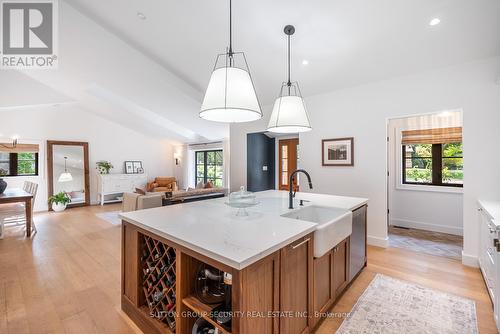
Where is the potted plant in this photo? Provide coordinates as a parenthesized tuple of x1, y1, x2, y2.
(96, 161, 113, 174)
(0, 168, 7, 194)
(48, 191, 71, 212)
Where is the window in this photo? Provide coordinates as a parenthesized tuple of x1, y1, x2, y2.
(0, 152, 39, 176)
(402, 143, 463, 187)
(195, 150, 223, 187)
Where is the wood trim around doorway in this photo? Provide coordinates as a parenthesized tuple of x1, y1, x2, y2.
(278, 138, 299, 191)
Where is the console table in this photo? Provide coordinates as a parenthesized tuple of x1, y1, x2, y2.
(97, 174, 147, 205)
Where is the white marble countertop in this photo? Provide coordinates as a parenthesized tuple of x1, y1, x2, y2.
(478, 199, 500, 228)
(120, 190, 368, 270)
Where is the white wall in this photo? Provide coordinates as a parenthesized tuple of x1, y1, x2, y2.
(388, 113, 463, 236)
(0, 104, 174, 211)
(230, 57, 500, 265)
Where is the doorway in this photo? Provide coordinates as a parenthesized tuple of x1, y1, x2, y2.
(386, 111, 464, 260)
(246, 133, 275, 192)
(278, 138, 299, 191)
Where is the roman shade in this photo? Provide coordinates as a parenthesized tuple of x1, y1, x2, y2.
(0, 143, 39, 153)
(401, 127, 462, 145)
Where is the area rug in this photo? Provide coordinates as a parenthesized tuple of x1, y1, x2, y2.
(95, 211, 122, 226)
(336, 274, 478, 334)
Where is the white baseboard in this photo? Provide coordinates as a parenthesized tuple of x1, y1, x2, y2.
(461, 251, 479, 268)
(390, 218, 463, 236)
(368, 235, 389, 248)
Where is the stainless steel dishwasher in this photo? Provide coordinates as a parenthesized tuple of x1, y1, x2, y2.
(349, 205, 367, 282)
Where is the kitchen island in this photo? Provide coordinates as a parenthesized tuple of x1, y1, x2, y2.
(120, 190, 368, 334)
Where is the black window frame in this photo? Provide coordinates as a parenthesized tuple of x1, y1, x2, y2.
(0, 152, 39, 177)
(195, 150, 223, 187)
(402, 143, 463, 188)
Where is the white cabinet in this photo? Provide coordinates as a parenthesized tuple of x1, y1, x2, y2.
(478, 200, 500, 332)
(97, 174, 147, 205)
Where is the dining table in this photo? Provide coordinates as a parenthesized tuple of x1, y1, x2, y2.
(0, 188, 34, 237)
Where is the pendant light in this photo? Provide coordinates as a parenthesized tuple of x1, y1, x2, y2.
(58, 157, 73, 182)
(200, 0, 262, 123)
(267, 25, 312, 133)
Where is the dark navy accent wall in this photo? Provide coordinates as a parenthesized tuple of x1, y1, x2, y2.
(247, 133, 275, 192)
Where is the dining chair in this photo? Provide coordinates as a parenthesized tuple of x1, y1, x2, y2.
(0, 181, 38, 238)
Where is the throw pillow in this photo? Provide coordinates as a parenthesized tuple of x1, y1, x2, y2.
(135, 187, 146, 195)
(204, 181, 213, 189)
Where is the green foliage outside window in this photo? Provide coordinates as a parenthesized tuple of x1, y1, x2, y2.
(195, 150, 223, 187)
(0, 152, 38, 176)
(404, 143, 463, 186)
(17, 153, 37, 175)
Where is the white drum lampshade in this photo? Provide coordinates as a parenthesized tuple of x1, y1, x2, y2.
(58, 156, 73, 182)
(200, 66, 262, 123)
(200, 0, 262, 123)
(267, 25, 312, 134)
(58, 172, 73, 182)
(267, 94, 311, 133)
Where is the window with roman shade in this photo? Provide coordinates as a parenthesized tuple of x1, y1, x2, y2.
(401, 127, 463, 187)
(0, 143, 40, 177)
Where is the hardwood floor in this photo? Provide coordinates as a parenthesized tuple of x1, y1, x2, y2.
(0, 205, 496, 333)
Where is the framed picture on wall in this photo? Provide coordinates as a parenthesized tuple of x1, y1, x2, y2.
(133, 161, 143, 173)
(322, 137, 354, 166)
(124, 161, 134, 174)
(125, 161, 143, 174)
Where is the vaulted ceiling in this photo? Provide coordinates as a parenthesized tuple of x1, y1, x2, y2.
(4, 0, 500, 143)
(66, 0, 500, 104)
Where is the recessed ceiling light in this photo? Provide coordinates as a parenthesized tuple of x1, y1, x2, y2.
(137, 12, 146, 20)
(302, 60, 309, 65)
(429, 18, 440, 26)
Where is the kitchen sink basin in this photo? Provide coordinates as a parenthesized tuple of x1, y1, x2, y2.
(281, 205, 352, 258)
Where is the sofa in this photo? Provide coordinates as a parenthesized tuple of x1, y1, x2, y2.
(167, 187, 228, 202)
(147, 177, 177, 193)
(145, 177, 228, 204)
(122, 192, 163, 212)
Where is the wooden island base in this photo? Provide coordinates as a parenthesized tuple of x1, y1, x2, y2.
(122, 209, 366, 334)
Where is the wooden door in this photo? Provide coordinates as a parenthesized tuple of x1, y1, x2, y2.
(279, 138, 299, 191)
(280, 235, 313, 334)
(332, 238, 350, 299)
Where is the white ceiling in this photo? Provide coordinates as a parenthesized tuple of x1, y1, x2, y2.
(0, 71, 73, 108)
(19, 2, 228, 143)
(65, 0, 500, 105)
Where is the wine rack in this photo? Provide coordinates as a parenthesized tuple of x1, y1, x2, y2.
(140, 234, 177, 331)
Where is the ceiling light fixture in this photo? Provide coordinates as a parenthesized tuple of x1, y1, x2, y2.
(429, 18, 440, 26)
(137, 12, 146, 20)
(58, 156, 73, 182)
(199, 0, 262, 123)
(267, 25, 312, 133)
(302, 60, 309, 65)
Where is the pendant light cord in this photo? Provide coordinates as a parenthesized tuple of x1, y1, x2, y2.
(287, 34, 291, 86)
(287, 33, 291, 95)
(228, 0, 233, 60)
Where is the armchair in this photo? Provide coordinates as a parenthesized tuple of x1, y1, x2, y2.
(147, 177, 177, 193)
